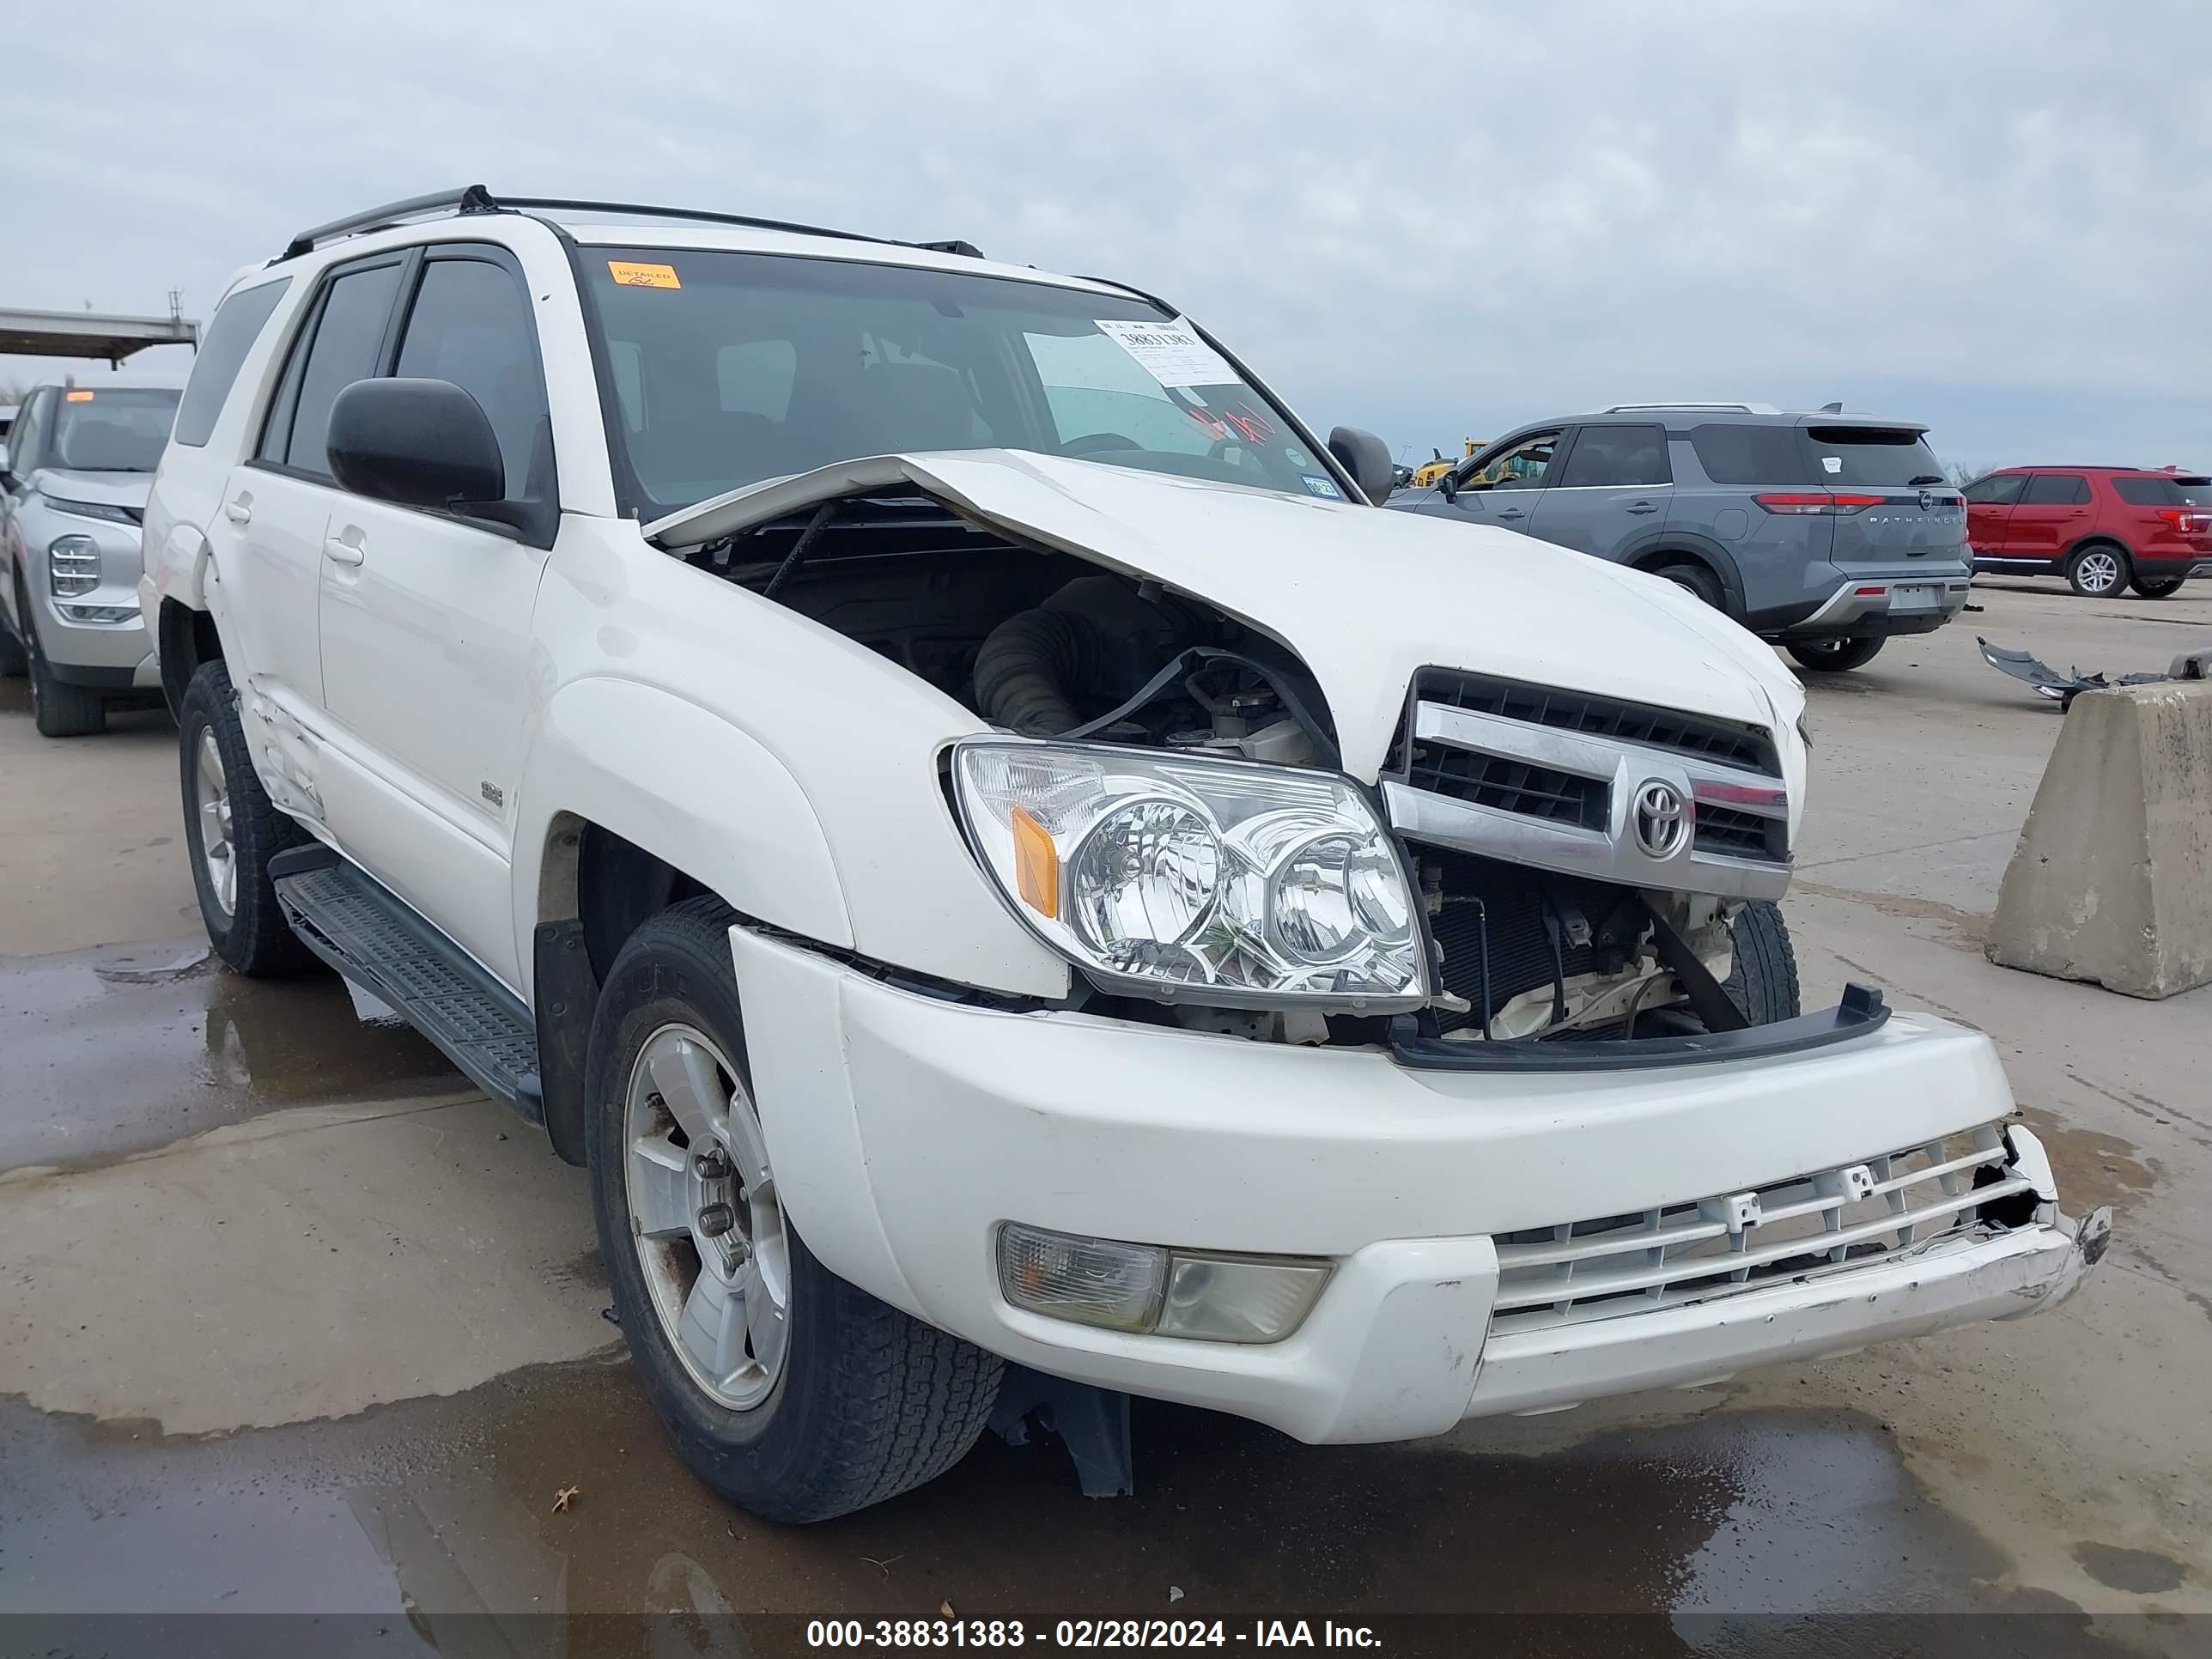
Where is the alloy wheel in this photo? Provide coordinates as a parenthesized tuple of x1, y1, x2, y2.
(623, 1024, 791, 1411)
(2075, 550, 2121, 594)
(194, 728, 238, 918)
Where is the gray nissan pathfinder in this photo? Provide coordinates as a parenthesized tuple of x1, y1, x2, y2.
(1392, 403, 1970, 672)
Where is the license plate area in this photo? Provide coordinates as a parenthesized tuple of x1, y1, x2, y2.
(1890, 583, 1943, 612)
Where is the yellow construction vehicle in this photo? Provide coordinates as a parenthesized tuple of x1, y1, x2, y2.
(1409, 438, 1485, 489)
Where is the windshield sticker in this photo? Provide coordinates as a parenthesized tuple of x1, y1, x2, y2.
(607, 260, 682, 289)
(1285, 447, 1310, 468)
(1095, 319, 1237, 388)
(1821, 455, 1844, 474)
(1300, 474, 1345, 500)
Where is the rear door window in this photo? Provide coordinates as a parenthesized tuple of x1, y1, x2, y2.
(2021, 473, 2091, 506)
(1556, 423, 1670, 487)
(1688, 423, 1806, 486)
(1802, 426, 1944, 487)
(1963, 474, 2027, 505)
(262, 261, 404, 477)
(2112, 477, 2186, 507)
(173, 278, 292, 448)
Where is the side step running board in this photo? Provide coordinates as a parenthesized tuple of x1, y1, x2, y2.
(271, 845, 544, 1122)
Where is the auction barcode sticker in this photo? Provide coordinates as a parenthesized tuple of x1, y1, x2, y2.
(1094, 319, 1237, 388)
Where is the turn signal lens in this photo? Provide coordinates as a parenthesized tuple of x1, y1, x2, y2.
(1011, 805, 1059, 918)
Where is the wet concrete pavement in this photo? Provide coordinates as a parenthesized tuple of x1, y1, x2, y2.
(3, 583, 2209, 1637)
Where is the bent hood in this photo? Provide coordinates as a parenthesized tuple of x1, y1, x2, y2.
(647, 449, 1806, 782)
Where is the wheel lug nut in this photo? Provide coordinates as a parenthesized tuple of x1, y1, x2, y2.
(692, 1150, 731, 1181)
(696, 1202, 736, 1237)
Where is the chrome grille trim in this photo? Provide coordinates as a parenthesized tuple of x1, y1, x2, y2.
(1489, 1126, 2030, 1332)
(1385, 698, 1794, 901)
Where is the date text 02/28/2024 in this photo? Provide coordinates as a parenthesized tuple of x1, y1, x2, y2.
(804, 1620, 1382, 1649)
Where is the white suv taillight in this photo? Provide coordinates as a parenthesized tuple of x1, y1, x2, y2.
(47, 535, 100, 597)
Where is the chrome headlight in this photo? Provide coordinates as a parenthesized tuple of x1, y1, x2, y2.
(953, 739, 1426, 1010)
(48, 535, 101, 597)
(43, 496, 137, 526)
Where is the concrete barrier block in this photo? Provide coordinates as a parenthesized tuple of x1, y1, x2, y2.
(1989, 678, 2212, 999)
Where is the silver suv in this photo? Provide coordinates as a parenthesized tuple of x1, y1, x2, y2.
(0, 381, 179, 734)
(1392, 404, 1971, 673)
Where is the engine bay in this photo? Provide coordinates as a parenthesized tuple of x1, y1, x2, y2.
(684, 492, 1758, 1049)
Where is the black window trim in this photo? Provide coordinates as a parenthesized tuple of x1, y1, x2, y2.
(386, 240, 562, 549)
(1550, 421, 1674, 490)
(1449, 424, 1567, 494)
(249, 247, 417, 485)
(246, 241, 561, 549)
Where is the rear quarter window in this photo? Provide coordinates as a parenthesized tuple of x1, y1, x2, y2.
(2112, 477, 2186, 507)
(1688, 423, 1807, 486)
(1802, 426, 1943, 488)
(173, 278, 292, 448)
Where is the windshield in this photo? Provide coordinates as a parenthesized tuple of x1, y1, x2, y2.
(46, 386, 179, 473)
(1801, 425, 1946, 488)
(583, 248, 1341, 515)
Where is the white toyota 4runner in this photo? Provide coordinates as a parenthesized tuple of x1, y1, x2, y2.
(143, 187, 2107, 1522)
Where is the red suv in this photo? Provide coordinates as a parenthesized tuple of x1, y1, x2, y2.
(1966, 465, 2212, 598)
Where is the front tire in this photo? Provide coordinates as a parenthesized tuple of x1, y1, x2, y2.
(178, 659, 317, 975)
(1787, 635, 1886, 672)
(1725, 900, 1802, 1025)
(17, 577, 106, 736)
(586, 896, 1003, 1522)
(2066, 544, 2128, 598)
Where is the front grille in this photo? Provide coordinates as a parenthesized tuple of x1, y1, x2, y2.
(1489, 1125, 2030, 1333)
(1404, 746, 1605, 830)
(1410, 670, 1781, 779)
(1694, 802, 1787, 862)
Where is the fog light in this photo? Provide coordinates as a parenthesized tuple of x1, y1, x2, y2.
(62, 604, 135, 623)
(997, 1224, 1330, 1344)
(1157, 1254, 1330, 1343)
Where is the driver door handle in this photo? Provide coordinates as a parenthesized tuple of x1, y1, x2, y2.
(224, 500, 252, 525)
(1497, 507, 1527, 520)
(1626, 501, 1659, 515)
(323, 534, 365, 567)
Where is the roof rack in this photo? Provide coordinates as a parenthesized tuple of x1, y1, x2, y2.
(1602, 401, 1782, 416)
(279, 185, 982, 264)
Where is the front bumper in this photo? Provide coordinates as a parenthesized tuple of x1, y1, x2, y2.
(730, 928, 2104, 1444)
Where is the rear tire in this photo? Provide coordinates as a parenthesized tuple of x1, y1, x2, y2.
(1725, 901, 1802, 1025)
(1650, 560, 1723, 610)
(179, 659, 318, 975)
(586, 896, 1003, 1523)
(1786, 635, 1885, 672)
(2066, 544, 2128, 598)
(2131, 574, 2185, 599)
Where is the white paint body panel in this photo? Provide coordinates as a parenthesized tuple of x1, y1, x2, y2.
(140, 211, 2094, 1445)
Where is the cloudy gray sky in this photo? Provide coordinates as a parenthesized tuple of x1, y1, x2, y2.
(6, 0, 2207, 475)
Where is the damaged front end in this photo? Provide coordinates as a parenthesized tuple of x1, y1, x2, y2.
(651, 451, 1826, 1060)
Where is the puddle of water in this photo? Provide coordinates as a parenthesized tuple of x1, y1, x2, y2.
(0, 1363, 2090, 1626)
(0, 937, 463, 1170)
(2015, 1103, 2160, 1218)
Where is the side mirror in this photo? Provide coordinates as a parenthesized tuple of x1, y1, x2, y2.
(1327, 425, 1396, 505)
(327, 378, 504, 512)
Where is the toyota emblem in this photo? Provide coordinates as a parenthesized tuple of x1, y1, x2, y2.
(1633, 779, 1690, 858)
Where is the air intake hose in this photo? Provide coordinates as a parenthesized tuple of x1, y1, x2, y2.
(972, 576, 1198, 738)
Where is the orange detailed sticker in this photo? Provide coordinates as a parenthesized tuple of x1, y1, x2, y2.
(606, 260, 680, 289)
(65, 389, 95, 401)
